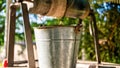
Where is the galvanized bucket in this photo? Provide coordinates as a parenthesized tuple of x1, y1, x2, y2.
(34, 26, 81, 68)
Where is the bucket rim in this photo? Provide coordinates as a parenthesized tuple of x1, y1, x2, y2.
(34, 25, 78, 29)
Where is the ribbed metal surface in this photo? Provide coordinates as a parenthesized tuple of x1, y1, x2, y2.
(34, 26, 81, 68)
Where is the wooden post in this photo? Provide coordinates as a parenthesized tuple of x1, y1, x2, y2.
(89, 10, 101, 64)
(21, 3, 36, 68)
(7, 4, 17, 67)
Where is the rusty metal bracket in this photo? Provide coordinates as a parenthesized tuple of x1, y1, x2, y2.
(74, 19, 82, 33)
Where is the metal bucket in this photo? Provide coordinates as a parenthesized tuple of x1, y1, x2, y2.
(34, 26, 81, 68)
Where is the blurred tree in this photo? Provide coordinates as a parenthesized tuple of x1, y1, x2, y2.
(96, 2, 120, 63)
(79, 1, 120, 63)
(0, 0, 6, 46)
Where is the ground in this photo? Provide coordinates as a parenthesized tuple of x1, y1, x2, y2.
(0, 43, 38, 67)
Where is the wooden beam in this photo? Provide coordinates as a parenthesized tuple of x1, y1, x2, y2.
(7, 4, 17, 67)
(89, 10, 101, 64)
(21, 3, 36, 68)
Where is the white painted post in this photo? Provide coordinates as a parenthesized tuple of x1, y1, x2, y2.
(4, 0, 12, 58)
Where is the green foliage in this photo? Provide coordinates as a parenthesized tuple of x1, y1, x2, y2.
(78, 1, 120, 63)
(78, 18, 95, 61)
(96, 3, 120, 63)
(0, 62, 2, 67)
(41, 17, 79, 26)
(0, 0, 5, 46)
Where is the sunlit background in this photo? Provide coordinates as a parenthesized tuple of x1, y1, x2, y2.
(0, 0, 120, 67)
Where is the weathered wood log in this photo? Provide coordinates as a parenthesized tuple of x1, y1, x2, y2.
(29, 0, 90, 19)
(30, 0, 67, 18)
(65, 0, 90, 19)
(30, 0, 51, 15)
